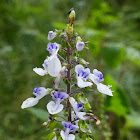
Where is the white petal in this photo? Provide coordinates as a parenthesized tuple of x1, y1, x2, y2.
(76, 112, 89, 120)
(89, 73, 99, 85)
(54, 73, 61, 89)
(60, 130, 75, 140)
(76, 40, 84, 51)
(36, 88, 49, 100)
(68, 134, 75, 140)
(52, 136, 57, 140)
(48, 31, 57, 40)
(69, 97, 78, 112)
(77, 77, 93, 88)
(47, 56, 62, 77)
(47, 101, 63, 114)
(60, 130, 65, 140)
(97, 83, 113, 96)
(21, 97, 39, 109)
(75, 64, 84, 74)
(33, 67, 47, 76)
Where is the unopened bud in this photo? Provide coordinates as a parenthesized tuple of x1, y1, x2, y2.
(68, 9, 75, 26)
(76, 36, 85, 51)
(69, 10, 75, 20)
(48, 31, 57, 40)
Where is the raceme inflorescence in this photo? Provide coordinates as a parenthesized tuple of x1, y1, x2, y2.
(21, 9, 114, 140)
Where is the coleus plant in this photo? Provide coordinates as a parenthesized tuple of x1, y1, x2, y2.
(21, 9, 113, 140)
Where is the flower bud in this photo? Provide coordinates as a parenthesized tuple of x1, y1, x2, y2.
(76, 36, 85, 51)
(48, 31, 57, 40)
(68, 9, 75, 22)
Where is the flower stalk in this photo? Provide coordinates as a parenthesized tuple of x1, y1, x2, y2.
(21, 9, 114, 140)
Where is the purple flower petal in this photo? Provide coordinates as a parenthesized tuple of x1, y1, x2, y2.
(52, 91, 68, 102)
(93, 69, 104, 82)
(48, 31, 57, 40)
(76, 41, 85, 51)
(46, 42, 59, 53)
(62, 121, 79, 132)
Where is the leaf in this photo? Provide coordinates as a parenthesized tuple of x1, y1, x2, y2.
(104, 75, 129, 116)
(126, 47, 140, 66)
(101, 43, 125, 68)
(53, 22, 66, 29)
(78, 120, 91, 133)
(77, 93, 88, 104)
(28, 108, 49, 121)
(45, 132, 56, 140)
(84, 103, 91, 111)
(125, 112, 140, 129)
(47, 120, 57, 131)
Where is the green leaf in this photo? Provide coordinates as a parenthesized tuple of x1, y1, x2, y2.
(126, 47, 140, 66)
(53, 22, 66, 29)
(104, 75, 129, 116)
(78, 120, 91, 133)
(81, 134, 93, 140)
(58, 136, 63, 140)
(101, 43, 125, 68)
(84, 103, 91, 111)
(45, 132, 56, 140)
(47, 120, 57, 131)
(77, 93, 88, 104)
(125, 112, 140, 129)
(28, 108, 49, 121)
(46, 132, 56, 140)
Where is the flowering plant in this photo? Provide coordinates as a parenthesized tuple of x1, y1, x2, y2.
(21, 9, 113, 140)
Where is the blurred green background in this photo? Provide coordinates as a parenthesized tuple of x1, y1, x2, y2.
(0, 0, 140, 140)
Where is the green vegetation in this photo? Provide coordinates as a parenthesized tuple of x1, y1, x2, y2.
(0, 0, 140, 139)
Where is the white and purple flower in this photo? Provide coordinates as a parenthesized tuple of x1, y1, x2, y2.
(33, 42, 62, 77)
(76, 41, 85, 51)
(48, 31, 57, 40)
(75, 64, 93, 88)
(47, 91, 68, 114)
(76, 36, 85, 51)
(60, 121, 79, 140)
(69, 97, 89, 120)
(89, 69, 113, 96)
(21, 87, 50, 109)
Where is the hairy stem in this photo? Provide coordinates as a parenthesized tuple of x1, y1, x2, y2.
(67, 47, 71, 121)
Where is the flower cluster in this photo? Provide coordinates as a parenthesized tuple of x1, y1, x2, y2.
(21, 9, 114, 140)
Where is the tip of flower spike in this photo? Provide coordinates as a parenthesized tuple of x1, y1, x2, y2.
(68, 9, 75, 25)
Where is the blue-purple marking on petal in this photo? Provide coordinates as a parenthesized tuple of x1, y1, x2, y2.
(62, 121, 79, 132)
(46, 42, 59, 53)
(76, 65, 90, 79)
(52, 91, 68, 102)
(93, 69, 104, 82)
(77, 103, 83, 108)
(33, 87, 46, 97)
